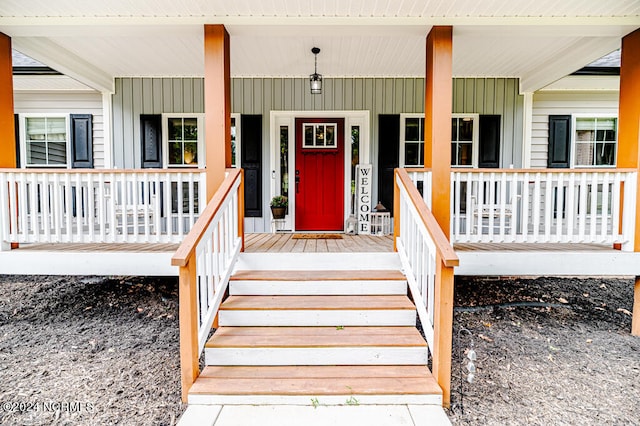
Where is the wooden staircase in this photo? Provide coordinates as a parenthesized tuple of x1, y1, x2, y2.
(187, 265, 443, 406)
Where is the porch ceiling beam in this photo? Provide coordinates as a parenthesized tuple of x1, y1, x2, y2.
(519, 36, 622, 93)
(1, 16, 640, 28)
(11, 37, 114, 93)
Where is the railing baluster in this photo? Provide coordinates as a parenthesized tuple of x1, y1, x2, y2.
(612, 173, 622, 241)
(556, 173, 564, 242)
(600, 173, 610, 242)
(589, 173, 598, 241)
(578, 173, 588, 241)
(567, 173, 576, 242)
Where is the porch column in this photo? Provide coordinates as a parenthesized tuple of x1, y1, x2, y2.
(617, 28, 640, 336)
(424, 26, 454, 408)
(204, 24, 231, 201)
(0, 33, 16, 168)
(424, 26, 453, 238)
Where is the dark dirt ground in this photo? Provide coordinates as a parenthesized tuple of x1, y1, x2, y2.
(1, 274, 639, 425)
(447, 276, 640, 425)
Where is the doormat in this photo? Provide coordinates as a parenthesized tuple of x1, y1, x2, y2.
(292, 233, 343, 239)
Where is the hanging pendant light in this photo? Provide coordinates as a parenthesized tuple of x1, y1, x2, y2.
(309, 47, 322, 95)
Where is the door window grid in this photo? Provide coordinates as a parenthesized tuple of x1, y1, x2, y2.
(303, 123, 337, 148)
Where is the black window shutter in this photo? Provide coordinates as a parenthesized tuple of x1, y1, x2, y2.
(377, 114, 400, 216)
(241, 115, 262, 217)
(478, 115, 501, 168)
(140, 114, 162, 168)
(70, 114, 93, 168)
(548, 115, 571, 168)
(14, 114, 20, 168)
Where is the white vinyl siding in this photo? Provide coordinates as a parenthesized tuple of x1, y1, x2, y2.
(531, 91, 619, 168)
(14, 91, 105, 168)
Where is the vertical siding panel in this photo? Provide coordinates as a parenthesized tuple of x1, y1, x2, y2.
(132, 78, 143, 169)
(253, 78, 264, 114)
(231, 79, 243, 112)
(342, 78, 352, 110)
(162, 79, 173, 113)
(142, 78, 153, 114)
(375, 78, 385, 114)
(404, 78, 414, 113)
(112, 78, 125, 168)
(454, 79, 465, 113)
(243, 79, 253, 114)
(502, 79, 516, 168)
(414, 78, 424, 113)
(193, 78, 204, 113)
(121, 78, 135, 169)
(283, 78, 293, 110)
(475, 78, 485, 114)
(355, 79, 366, 111)
(183, 78, 194, 113)
(293, 78, 304, 110)
(465, 78, 475, 113)
(494, 78, 505, 119)
(334, 79, 344, 110)
(172, 78, 183, 113)
(394, 79, 404, 114)
(484, 78, 495, 114)
(152, 78, 163, 114)
(323, 79, 334, 110)
(273, 78, 283, 110)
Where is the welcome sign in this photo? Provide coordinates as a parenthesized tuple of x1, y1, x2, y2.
(355, 164, 372, 234)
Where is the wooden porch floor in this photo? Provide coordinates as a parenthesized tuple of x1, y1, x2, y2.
(244, 233, 394, 253)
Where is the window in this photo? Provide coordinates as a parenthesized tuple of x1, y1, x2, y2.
(573, 116, 617, 167)
(451, 115, 477, 167)
(399, 114, 478, 168)
(231, 113, 241, 168)
(163, 114, 204, 167)
(303, 123, 337, 148)
(22, 115, 68, 167)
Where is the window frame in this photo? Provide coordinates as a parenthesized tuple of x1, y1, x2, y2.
(570, 114, 618, 168)
(399, 113, 479, 168)
(451, 113, 479, 168)
(162, 113, 205, 169)
(19, 113, 71, 169)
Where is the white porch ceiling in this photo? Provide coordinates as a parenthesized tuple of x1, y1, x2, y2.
(1, 0, 639, 93)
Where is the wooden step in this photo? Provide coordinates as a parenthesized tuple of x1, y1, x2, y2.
(229, 270, 407, 296)
(218, 295, 417, 326)
(204, 326, 428, 366)
(188, 365, 442, 405)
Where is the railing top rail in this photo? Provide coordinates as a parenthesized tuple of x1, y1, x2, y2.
(171, 168, 242, 267)
(404, 167, 432, 173)
(0, 168, 205, 174)
(396, 168, 459, 268)
(452, 167, 637, 174)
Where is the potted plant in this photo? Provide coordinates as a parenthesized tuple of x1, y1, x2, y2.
(270, 195, 288, 219)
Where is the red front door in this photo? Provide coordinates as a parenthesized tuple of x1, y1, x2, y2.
(295, 118, 345, 231)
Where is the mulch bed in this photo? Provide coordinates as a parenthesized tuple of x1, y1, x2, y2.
(0, 274, 638, 425)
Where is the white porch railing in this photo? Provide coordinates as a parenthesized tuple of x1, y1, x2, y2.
(0, 169, 205, 248)
(451, 169, 638, 248)
(394, 168, 458, 406)
(171, 168, 244, 402)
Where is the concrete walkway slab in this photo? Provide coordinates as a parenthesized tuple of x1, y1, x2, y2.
(178, 404, 451, 426)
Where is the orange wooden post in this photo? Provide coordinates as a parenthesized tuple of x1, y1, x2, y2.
(424, 26, 453, 238)
(204, 25, 231, 201)
(617, 28, 640, 336)
(0, 33, 16, 168)
(178, 260, 199, 402)
(393, 169, 400, 252)
(433, 253, 454, 408)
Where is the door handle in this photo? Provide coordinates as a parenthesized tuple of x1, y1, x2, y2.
(295, 170, 300, 193)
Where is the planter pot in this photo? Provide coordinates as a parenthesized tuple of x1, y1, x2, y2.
(270, 206, 286, 219)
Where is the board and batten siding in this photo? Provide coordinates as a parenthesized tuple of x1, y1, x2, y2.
(531, 91, 619, 168)
(112, 78, 204, 169)
(112, 77, 524, 232)
(452, 78, 524, 168)
(14, 92, 106, 168)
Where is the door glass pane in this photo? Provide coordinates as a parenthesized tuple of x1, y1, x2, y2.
(315, 125, 325, 146)
(326, 125, 335, 146)
(280, 126, 289, 199)
(304, 125, 313, 147)
(405, 118, 420, 141)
